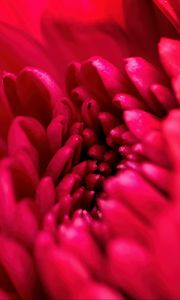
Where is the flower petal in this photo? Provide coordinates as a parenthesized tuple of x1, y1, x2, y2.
(154, 0, 180, 33)
(159, 38, 180, 78)
(0, 22, 59, 82)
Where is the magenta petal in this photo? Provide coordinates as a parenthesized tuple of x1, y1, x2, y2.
(59, 224, 103, 274)
(172, 75, 180, 104)
(105, 170, 167, 222)
(11, 149, 39, 198)
(0, 289, 16, 300)
(159, 38, 180, 78)
(8, 116, 48, 170)
(154, 0, 180, 33)
(81, 98, 100, 132)
(0, 235, 40, 300)
(125, 57, 167, 114)
(36, 233, 89, 299)
(88, 144, 106, 162)
(12, 199, 39, 248)
(45, 146, 73, 183)
(0, 161, 16, 231)
(122, 0, 159, 60)
(100, 199, 149, 242)
(141, 162, 171, 194)
(150, 84, 177, 111)
(0, 0, 46, 39)
(80, 56, 128, 111)
(42, 20, 130, 87)
(36, 177, 55, 219)
(163, 109, 180, 167)
(56, 173, 80, 199)
(113, 93, 146, 111)
(124, 110, 160, 140)
(153, 207, 180, 298)
(16, 68, 65, 125)
(77, 282, 123, 300)
(108, 239, 156, 299)
(0, 22, 58, 79)
(98, 112, 119, 136)
(72, 160, 97, 177)
(142, 130, 171, 168)
(47, 116, 68, 154)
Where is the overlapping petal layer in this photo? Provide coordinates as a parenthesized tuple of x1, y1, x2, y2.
(0, 1, 179, 300)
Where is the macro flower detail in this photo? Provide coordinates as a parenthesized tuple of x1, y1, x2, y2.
(0, 1, 179, 300)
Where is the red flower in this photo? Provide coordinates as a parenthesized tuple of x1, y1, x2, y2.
(0, 1, 180, 299)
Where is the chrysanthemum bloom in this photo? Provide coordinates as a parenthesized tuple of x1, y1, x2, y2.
(0, 0, 180, 299)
